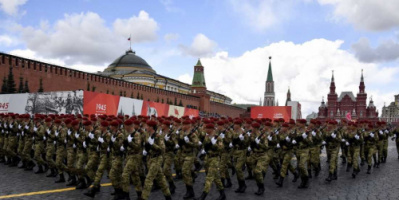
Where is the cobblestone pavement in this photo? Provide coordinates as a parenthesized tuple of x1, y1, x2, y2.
(1, 140, 399, 200)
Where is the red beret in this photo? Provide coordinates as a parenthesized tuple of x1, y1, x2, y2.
(205, 123, 215, 129)
(132, 120, 140, 125)
(147, 120, 157, 127)
(163, 120, 171, 126)
(282, 123, 290, 127)
(217, 121, 225, 126)
(174, 119, 182, 124)
(234, 120, 242, 125)
(45, 118, 52, 123)
(124, 120, 133, 126)
(71, 120, 80, 126)
(83, 121, 92, 126)
(83, 117, 88, 121)
(54, 119, 62, 124)
(252, 123, 260, 129)
(368, 124, 374, 129)
(91, 118, 97, 122)
(110, 121, 119, 127)
(90, 114, 96, 118)
(289, 119, 296, 125)
(264, 122, 272, 127)
(183, 120, 192, 125)
(101, 121, 109, 127)
(64, 119, 72, 125)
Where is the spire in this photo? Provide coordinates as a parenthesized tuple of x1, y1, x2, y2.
(331, 70, 334, 82)
(359, 69, 365, 93)
(267, 56, 273, 82)
(259, 98, 262, 106)
(361, 69, 364, 82)
(329, 70, 336, 94)
(276, 99, 279, 106)
(285, 86, 291, 106)
(195, 59, 203, 66)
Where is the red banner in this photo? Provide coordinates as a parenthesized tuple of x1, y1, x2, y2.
(83, 91, 120, 115)
(251, 106, 292, 121)
(184, 108, 199, 118)
(141, 101, 169, 117)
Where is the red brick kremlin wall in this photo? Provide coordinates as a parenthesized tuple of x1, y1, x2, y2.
(0, 53, 245, 118)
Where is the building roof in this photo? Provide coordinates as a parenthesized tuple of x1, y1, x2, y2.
(104, 49, 154, 72)
(338, 91, 356, 102)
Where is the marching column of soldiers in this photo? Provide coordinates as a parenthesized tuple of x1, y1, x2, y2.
(0, 112, 398, 200)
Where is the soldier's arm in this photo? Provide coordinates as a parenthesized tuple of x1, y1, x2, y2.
(258, 136, 269, 150)
(130, 132, 141, 151)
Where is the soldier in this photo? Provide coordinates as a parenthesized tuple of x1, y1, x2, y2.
(141, 120, 172, 200)
(33, 117, 49, 174)
(0, 114, 5, 163)
(347, 123, 362, 178)
(307, 120, 323, 177)
(231, 119, 248, 193)
(172, 119, 183, 180)
(83, 119, 100, 188)
(249, 122, 269, 196)
(45, 117, 58, 177)
(21, 115, 34, 170)
(243, 119, 255, 180)
(275, 123, 298, 187)
(109, 120, 125, 199)
(119, 120, 143, 199)
(66, 120, 79, 186)
(7, 114, 20, 167)
(177, 120, 199, 199)
(364, 124, 378, 174)
(74, 120, 90, 189)
(55, 118, 71, 183)
(324, 120, 342, 182)
(216, 120, 232, 188)
(84, 121, 111, 198)
(16, 115, 26, 168)
(195, 123, 226, 200)
(393, 125, 399, 159)
(376, 122, 387, 164)
(294, 119, 312, 189)
(380, 122, 389, 163)
(162, 120, 177, 194)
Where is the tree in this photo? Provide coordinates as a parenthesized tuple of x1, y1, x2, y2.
(18, 77, 24, 93)
(24, 80, 30, 93)
(119, 91, 123, 96)
(156, 97, 159, 102)
(106, 89, 109, 94)
(174, 97, 177, 105)
(137, 92, 140, 99)
(38, 78, 44, 93)
(140, 94, 143, 100)
(7, 66, 16, 93)
(1, 76, 7, 94)
(178, 99, 183, 107)
(87, 82, 90, 91)
(130, 92, 134, 98)
(161, 99, 164, 103)
(91, 86, 96, 92)
(111, 91, 114, 95)
(123, 91, 126, 97)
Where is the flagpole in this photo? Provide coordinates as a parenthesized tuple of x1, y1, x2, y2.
(129, 34, 131, 50)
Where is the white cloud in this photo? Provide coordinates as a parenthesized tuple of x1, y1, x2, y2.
(113, 10, 158, 42)
(0, 34, 18, 46)
(164, 33, 179, 42)
(227, 0, 294, 32)
(0, 0, 27, 16)
(177, 73, 192, 85)
(160, 0, 183, 13)
(9, 48, 106, 73)
(352, 37, 399, 63)
(11, 11, 159, 66)
(200, 39, 399, 116)
(318, 0, 399, 31)
(179, 33, 217, 57)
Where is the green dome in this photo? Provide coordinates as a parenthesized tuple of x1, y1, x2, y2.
(104, 49, 154, 72)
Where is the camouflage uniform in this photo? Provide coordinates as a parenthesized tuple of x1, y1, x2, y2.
(231, 128, 249, 192)
(324, 128, 342, 181)
(121, 130, 142, 197)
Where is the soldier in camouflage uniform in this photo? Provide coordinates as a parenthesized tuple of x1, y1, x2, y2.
(45, 118, 58, 177)
(307, 120, 323, 177)
(7, 114, 20, 167)
(22, 115, 35, 170)
(109, 121, 125, 199)
(74, 120, 89, 189)
(195, 123, 226, 200)
(54, 118, 71, 183)
(293, 119, 312, 189)
(16, 115, 26, 168)
(364, 124, 378, 174)
(66, 120, 79, 186)
(276, 123, 298, 187)
(179, 119, 199, 199)
(162, 120, 177, 194)
(346, 123, 362, 178)
(324, 120, 342, 182)
(0, 114, 5, 163)
(119, 120, 143, 199)
(84, 121, 111, 198)
(140, 120, 171, 200)
(33, 117, 48, 174)
(83, 119, 100, 188)
(216, 121, 232, 188)
(231, 119, 249, 193)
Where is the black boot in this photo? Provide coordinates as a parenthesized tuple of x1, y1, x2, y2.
(298, 176, 309, 189)
(367, 165, 371, 174)
(325, 173, 333, 182)
(292, 172, 299, 183)
(83, 186, 99, 198)
(245, 169, 253, 180)
(221, 178, 225, 187)
(332, 170, 337, 180)
(18, 160, 26, 168)
(76, 178, 87, 189)
(4, 157, 10, 165)
(66, 175, 77, 186)
(194, 162, 202, 172)
(165, 195, 172, 200)
(352, 168, 359, 179)
(34, 165, 44, 174)
(85, 176, 93, 187)
(238, 180, 247, 193)
(254, 183, 265, 196)
(183, 185, 195, 199)
(55, 173, 65, 183)
(0, 156, 4, 163)
(9, 157, 17, 167)
(46, 168, 55, 177)
(234, 180, 242, 193)
(194, 192, 207, 200)
(342, 156, 346, 164)
(24, 161, 34, 171)
(307, 169, 312, 179)
(112, 188, 122, 200)
(216, 189, 226, 200)
(360, 159, 365, 166)
(225, 178, 232, 188)
(276, 176, 284, 187)
(136, 191, 143, 200)
(169, 181, 176, 194)
(346, 163, 351, 172)
(174, 170, 182, 180)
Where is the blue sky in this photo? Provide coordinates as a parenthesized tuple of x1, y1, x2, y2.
(0, 0, 398, 116)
